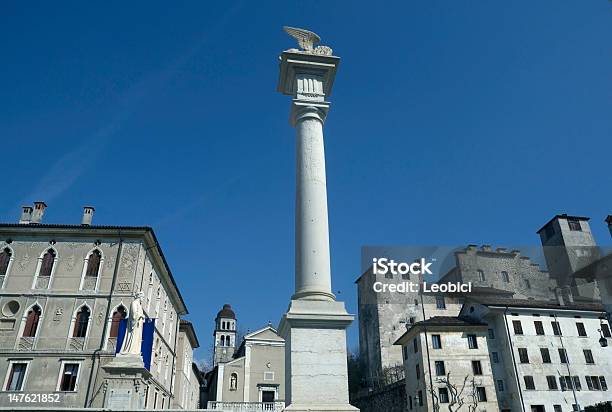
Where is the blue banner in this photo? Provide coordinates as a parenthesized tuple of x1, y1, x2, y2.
(142, 318, 155, 370)
(115, 318, 156, 371)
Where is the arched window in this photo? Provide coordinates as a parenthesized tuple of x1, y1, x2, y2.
(230, 373, 238, 390)
(0, 248, 12, 277)
(85, 250, 102, 278)
(110, 306, 127, 338)
(220, 335, 225, 346)
(39, 249, 56, 277)
(23, 305, 42, 337)
(73, 306, 90, 338)
(226, 335, 231, 346)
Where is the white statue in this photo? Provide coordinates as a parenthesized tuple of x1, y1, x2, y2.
(120, 291, 145, 356)
(283, 26, 333, 56)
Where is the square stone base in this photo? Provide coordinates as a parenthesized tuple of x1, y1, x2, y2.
(101, 354, 150, 410)
(279, 299, 359, 412)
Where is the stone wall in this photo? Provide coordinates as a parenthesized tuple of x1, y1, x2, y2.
(350, 379, 407, 412)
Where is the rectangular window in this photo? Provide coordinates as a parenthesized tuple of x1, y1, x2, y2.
(592, 376, 602, 391)
(554, 406, 562, 412)
(497, 379, 504, 392)
(471, 360, 482, 375)
(547, 375, 558, 390)
(568, 219, 582, 231)
(518, 348, 529, 363)
(476, 387, 487, 402)
(409, 395, 413, 410)
(415, 364, 420, 380)
(413, 338, 418, 353)
(467, 334, 478, 349)
(436, 296, 446, 309)
(561, 376, 568, 391)
(438, 387, 449, 403)
(564, 376, 573, 391)
(540, 348, 551, 363)
(584, 349, 594, 364)
(59, 363, 79, 392)
(5, 363, 27, 391)
(573, 376, 581, 391)
(534, 320, 545, 335)
(478, 270, 485, 281)
(600, 376, 608, 391)
(418, 390, 423, 406)
(402, 346, 408, 361)
(602, 323, 611, 338)
(501, 271, 510, 283)
(435, 361, 446, 376)
(586, 376, 593, 390)
(576, 322, 587, 337)
(525, 279, 531, 289)
(559, 348, 568, 364)
(491, 352, 499, 363)
(432, 334, 442, 349)
(524, 375, 535, 390)
(552, 321, 562, 336)
(513, 320, 523, 335)
(601, 323, 612, 338)
(488, 328, 495, 339)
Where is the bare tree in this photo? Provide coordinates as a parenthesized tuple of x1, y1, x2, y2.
(428, 372, 479, 412)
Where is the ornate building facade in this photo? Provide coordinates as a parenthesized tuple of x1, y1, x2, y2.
(0, 202, 197, 409)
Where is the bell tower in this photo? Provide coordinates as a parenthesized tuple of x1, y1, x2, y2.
(213, 304, 237, 366)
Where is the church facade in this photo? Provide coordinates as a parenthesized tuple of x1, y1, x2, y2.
(206, 304, 285, 411)
(0, 202, 198, 409)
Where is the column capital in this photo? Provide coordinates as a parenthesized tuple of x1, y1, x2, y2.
(290, 100, 330, 127)
(277, 50, 340, 98)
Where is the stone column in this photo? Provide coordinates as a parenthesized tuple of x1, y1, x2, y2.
(277, 35, 359, 412)
(294, 103, 334, 301)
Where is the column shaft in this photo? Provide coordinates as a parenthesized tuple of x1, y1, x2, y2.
(293, 106, 334, 301)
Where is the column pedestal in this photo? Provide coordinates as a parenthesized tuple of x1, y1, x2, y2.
(279, 300, 358, 412)
(100, 354, 150, 410)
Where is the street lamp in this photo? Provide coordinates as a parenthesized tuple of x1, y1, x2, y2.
(599, 316, 608, 348)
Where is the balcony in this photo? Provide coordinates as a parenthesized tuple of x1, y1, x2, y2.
(208, 401, 285, 411)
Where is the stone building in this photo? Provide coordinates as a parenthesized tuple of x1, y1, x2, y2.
(395, 297, 612, 411)
(206, 304, 285, 411)
(394, 316, 500, 411)
(538, 214, 602, 301)
(0, 202, 194, 409)
(356, 214, 605, 385)
(173, 320, 201, 409)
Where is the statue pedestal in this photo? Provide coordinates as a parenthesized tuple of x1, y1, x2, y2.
(101, 354, 150, 410)
(279, 300, 359, 412)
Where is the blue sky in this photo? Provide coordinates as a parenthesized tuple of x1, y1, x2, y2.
(2, 2, 611, 361)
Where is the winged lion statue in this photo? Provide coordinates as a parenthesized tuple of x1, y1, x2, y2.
(283, 26, 333, 56)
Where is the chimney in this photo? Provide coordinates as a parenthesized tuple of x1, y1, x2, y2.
(81, 206, 95, 225)
(30, 202, 47, 224)
(19, 206, 33, 224)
